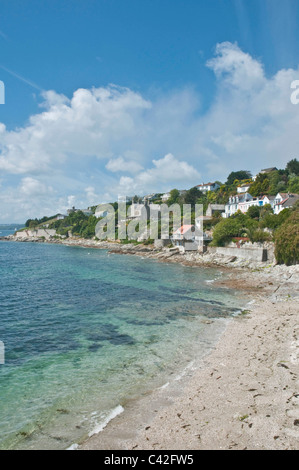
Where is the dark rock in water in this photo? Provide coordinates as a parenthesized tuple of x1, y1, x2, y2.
(88, 343, 103, 352)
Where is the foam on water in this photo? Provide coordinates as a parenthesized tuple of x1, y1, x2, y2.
(88, 405, 125, 437)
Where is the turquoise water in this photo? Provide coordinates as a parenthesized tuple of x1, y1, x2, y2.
(0, 241, 244, 450)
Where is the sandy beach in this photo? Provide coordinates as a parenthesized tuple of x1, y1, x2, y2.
(80, 264, 299, 451)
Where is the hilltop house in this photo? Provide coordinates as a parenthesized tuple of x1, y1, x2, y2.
(196, 182, 220, 193)
(237, 183, 252, 194)
(161, 192, 171, 202)
(142, 193, 160, 203)
(67, 207, 93, 217)
(261, 167, 278, 174)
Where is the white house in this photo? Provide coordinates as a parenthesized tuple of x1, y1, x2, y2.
(142, 193, 160, 203)
(161, 192, 171, 202)
(224, 193, 253, 218)
(260, 195, 276, 208)
(95, 208, 108, 218)
(171, 222, 205, 252)
(238, 197, 262, 213)
(172, 225, 196, 251)
(224, 192, 279, 218)
(273, 193, 299, 215)
(56, 214, 67, 220)
(196, 182, 220, 193)
(67, 207, 93, 216)
(237, 183, 252, 194)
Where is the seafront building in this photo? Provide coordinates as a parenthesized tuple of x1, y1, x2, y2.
(224, 192, 299, 218)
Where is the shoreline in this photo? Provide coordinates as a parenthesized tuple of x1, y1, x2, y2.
(79, 266, 299, 450)
(2, 235, 299, 450)
(0, 234, 277, 271)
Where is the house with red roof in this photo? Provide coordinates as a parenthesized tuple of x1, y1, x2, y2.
(172, 224, 204, 251)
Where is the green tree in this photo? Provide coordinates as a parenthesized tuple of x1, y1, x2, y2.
(247, 205, 261, 219)
(183, 187, 202, 205)
(29, 219, 39, 229)
(268, 171, 287, 195)
(288, 176, 299, 194)
(167, 189, 180, 206)
(226, 171, 252, 186)
(211, 217, 244, 246)
(286, 158, 299, 176)
(275, 211, 299, 265)
(260, 208, 291, 230)
(249, 173, 270, 197)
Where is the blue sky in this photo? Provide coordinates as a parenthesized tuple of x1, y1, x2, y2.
(0, 0, 299, 222)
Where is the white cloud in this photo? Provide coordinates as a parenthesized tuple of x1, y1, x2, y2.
(1, 42, 299, 222)
(118, 153, 201, 195)
(206, 42, 265, 90)
(106, 156, 143, 174)
(0, 85, 151, 175)
(19, 177, 53, 196)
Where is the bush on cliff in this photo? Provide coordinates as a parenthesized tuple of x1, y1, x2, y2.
(275, 211, 299, 265)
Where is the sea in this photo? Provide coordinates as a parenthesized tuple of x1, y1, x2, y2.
(0, 232, 246, 450)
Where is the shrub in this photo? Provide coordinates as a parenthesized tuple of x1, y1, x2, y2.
(247, 205, 260, 219)
(251, 230, 272, 243)
(275, 212, 299, 265)
(211, 217, 244, 246)
(260, 209, 291, 230)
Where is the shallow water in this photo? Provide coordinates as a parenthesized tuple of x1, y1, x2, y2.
(0, 241, 244, 449)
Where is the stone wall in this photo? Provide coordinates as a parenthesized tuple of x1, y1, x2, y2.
(210, 245, 269, 262)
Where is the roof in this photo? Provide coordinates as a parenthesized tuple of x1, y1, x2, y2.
(229, 193, 252, 201)
(261, 167, 278, 172)
(173, 225, 194, 235)
(208, 204, 225, 209)
(196, 182, 218, 187)
(281, 195, 299, 208)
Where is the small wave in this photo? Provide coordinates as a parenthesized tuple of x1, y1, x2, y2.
(88, 405, 124, 438)
(67, 443, 79, 451)
(159, 382, 170, 390)
(174, 360, 195, 382)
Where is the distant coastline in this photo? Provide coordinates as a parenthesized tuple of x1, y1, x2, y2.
(1, 233, 276, 271)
